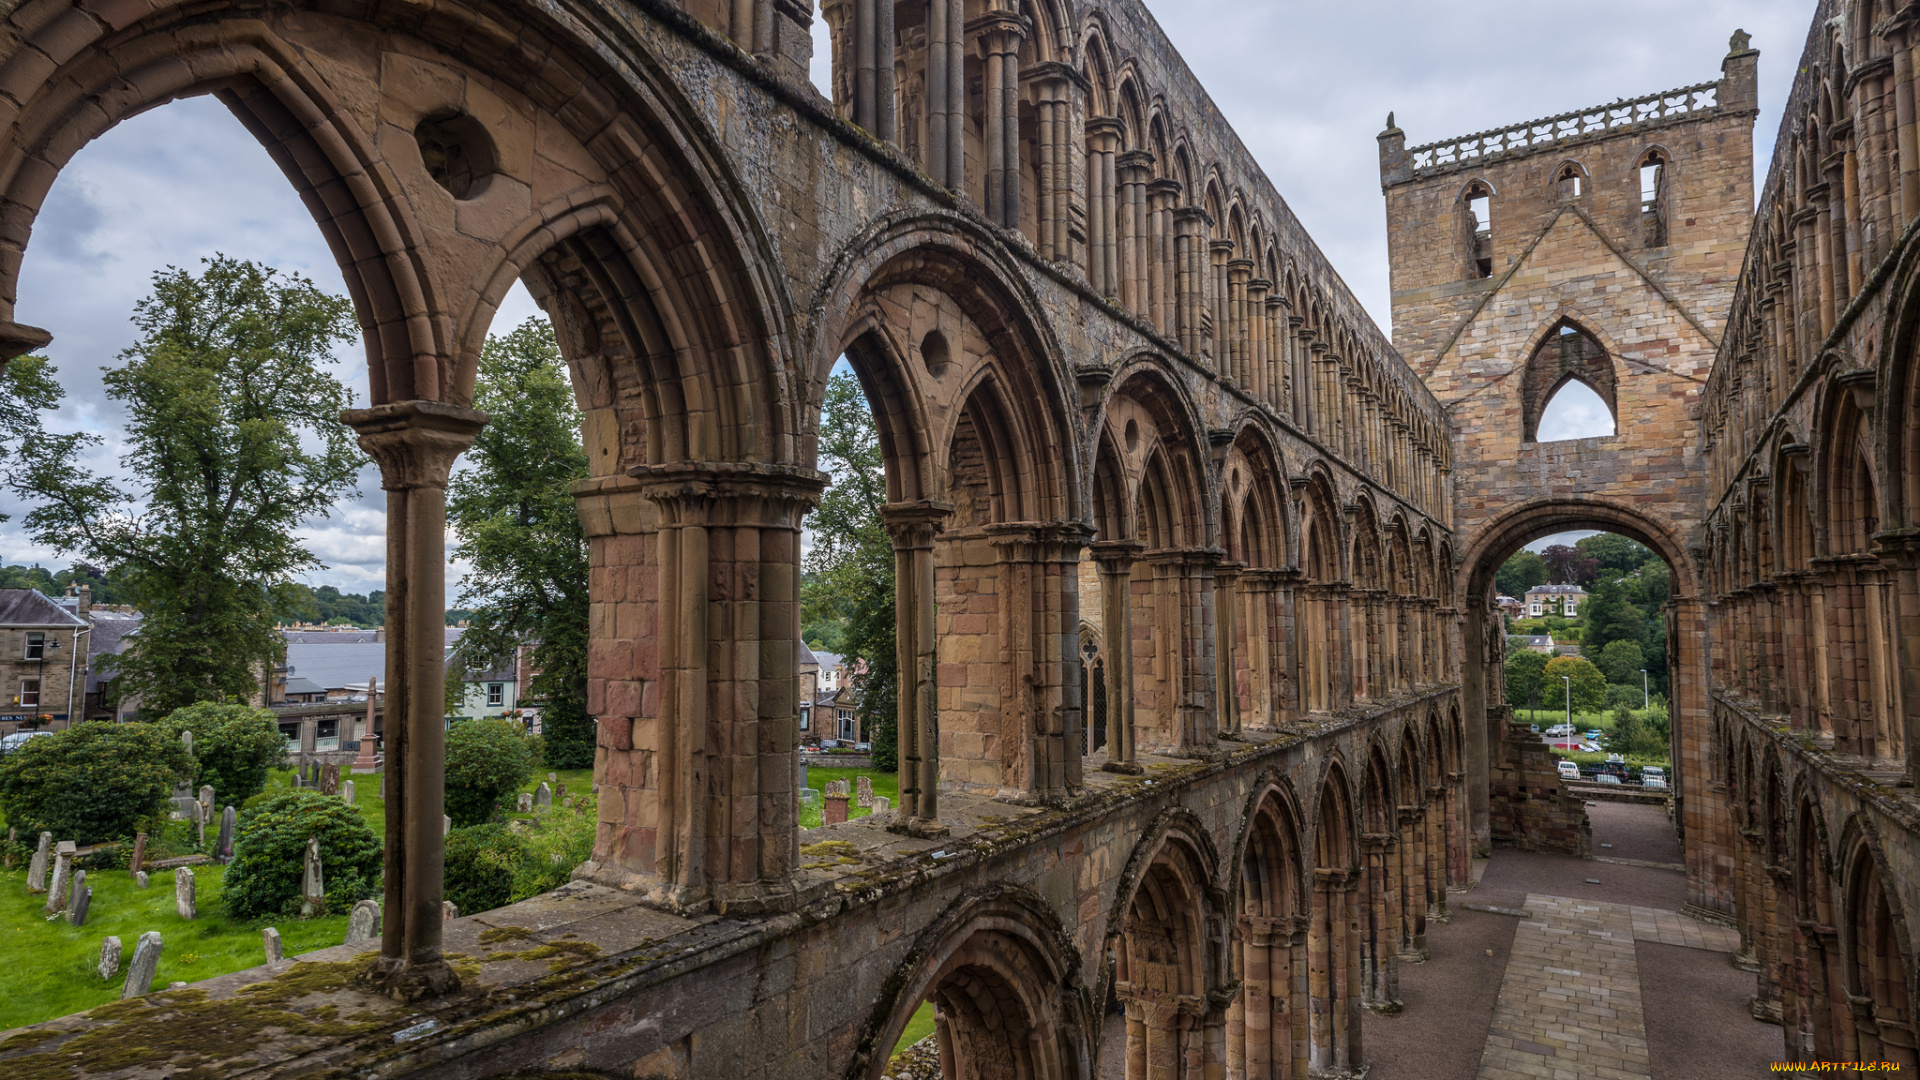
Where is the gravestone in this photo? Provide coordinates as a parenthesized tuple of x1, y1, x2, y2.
(262, 927, 283, 965)
(70, 884, 92, 927)
(555, 782, 567, 801)
(300, 837, 325, 918)
(130, 832, 147, 874)
(872, 796, 892, 816)
(45, 843, 74, 913)
(534, 782, 551, 808)
(216, 807, 236, 863)
(192, 800, 205, 849)
(292, 773, 303, 790)
(516, 793, 532, 813)
(174, 866, 196, 919)
(443, 815, 451, 837)
(98, 935, 121, 980)
(548, 772, 557, 783)
(341, 780, 355, 807)
(134, 871, 150, 889)
(67, 869, 87, 921)
(122, 932, 162, 999)
(442, 900, 458, 921)
(26, 832, 50, 893)
(856, 776, 873, 807)
(180, 731, 192, 755)
(344, 899, 381, 945)
(824, 793, 850, 825)
(379, 773, 386, 800)
(198, 785, 215, 820)
(320, 763, 340, 796)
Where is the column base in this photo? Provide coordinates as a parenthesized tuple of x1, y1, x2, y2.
(1100, 759, 1145, 775)
(1681, 902, 1738, 927)
(360, 955, 462, 1003)
(887, 817, 952, 840)
(1750, 995, 1785, 1025)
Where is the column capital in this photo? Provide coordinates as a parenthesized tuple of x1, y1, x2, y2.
(1173, 205, 1212, 229)
(967, 11, 1030, 54)
(881, 499, 956, 549)
(1117, 149, 1157, 179)
(1144, 546, 1225, 569)
(628, 460, 828, 528)
(1227, 257, 1255, 279)
(1148, 179, 1184, 206)
(1085, 115, 1126, 152)
(1209, 238, 1236, 258)
(986, 520, 1095, 562)
(342, 400, 489, 491)
(1090, 539, 1146, 571)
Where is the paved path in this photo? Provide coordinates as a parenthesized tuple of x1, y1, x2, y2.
(1477, 894, 1740, 1080)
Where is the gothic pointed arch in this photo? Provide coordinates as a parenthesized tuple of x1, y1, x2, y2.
(1521, 317, 1618, 443)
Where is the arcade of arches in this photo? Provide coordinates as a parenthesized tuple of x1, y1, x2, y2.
(0, 0, 1916, 1077)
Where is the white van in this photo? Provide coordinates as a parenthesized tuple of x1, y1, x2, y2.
(1556, 760, 1581, 780)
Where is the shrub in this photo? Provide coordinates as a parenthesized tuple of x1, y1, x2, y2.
(509, 800, 595, 901)
(159, 702, 289, 805)
(443, 823, 519, 916)
(0, 721, 192, 843)
(1543, 656, 1608, 714)
(222, 790, 382, 918)
(444, 716, 537, 827)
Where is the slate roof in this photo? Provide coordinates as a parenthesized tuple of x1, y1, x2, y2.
(282, 677, 327, 697)
(85, 611, 143, 694)
(285, 642, 388, 694)
(0, 589, 86, 628)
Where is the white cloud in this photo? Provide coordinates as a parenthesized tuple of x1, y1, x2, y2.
(1535, 381, 1616, 442)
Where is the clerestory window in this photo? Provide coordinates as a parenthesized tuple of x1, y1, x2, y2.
(1462, 181, 1494, 280)
(1639, 151, 1669, 247)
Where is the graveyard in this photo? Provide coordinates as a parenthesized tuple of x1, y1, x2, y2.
(0, 764, 594, 1031)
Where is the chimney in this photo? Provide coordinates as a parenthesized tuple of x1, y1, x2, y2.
(76, 584, 91, 619)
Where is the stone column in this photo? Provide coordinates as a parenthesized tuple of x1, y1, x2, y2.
(924, 0, 963, 190)
(1173, 207, 1208, 356)
(1227, 259, 1253, 389)
(1215, 561, 1243, 737)
(987, 522, 1093, 803)
(343, 400, 486, 1002)
(1085, 117, 1123, 293)
(1146, 548, 1220, 755)
(1148, 180, 1181, 337)
(1208, 240, 1234, 369)
(973, 12, 1027, 230)
(1026, 68, 1080, 263)
(1247, 277, 1270, 403)
(581, 461, 825, 913)
(1118, 151, 1155, 314)
(884, 500, 954, 835)
(1093, 541, 1144, 772)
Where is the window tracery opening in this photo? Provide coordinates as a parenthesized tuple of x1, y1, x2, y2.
(1638, 150, 1669, 248)
(1461, 181, 1493, 280)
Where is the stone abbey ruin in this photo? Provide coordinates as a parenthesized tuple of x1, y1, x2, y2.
(0, 0, 1916, 1075)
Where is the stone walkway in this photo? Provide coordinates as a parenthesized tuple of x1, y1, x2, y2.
(1477, 895, 1741, 1080)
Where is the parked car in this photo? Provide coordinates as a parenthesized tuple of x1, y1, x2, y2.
(1584, 729, 1603, 741)
(1593, 773, 1624, 785)
(1546, 723, 1575, 737)
(854, 742, 871, 753)
(1556, 760, 1581, 780)
(1528, 724, 1540, 733)
(1642, 774, 1669, 790)
(1641, 765, 1666, 782)
(0, 730, 50, 755)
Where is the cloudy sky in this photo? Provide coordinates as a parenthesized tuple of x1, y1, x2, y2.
(0, 0, 1813, 589)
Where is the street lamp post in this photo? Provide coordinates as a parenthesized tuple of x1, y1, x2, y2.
(1640, 668, 1649, 709)
(1563, 675, 1572, 732)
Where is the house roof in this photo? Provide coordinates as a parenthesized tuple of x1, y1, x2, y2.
(1525, 584, 1588, 596)
(798, 643, 820, 671)
(285, 642, 388, 694)
(84, 611, 142, 694)
(283, 629, 380, 644)
(0, 589, 86, 629)
(282, 676, 327, 697)
(812, 651, 845, 672)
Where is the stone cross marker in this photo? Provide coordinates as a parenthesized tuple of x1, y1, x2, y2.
(216, 807, 236, 863)
(130, 832, 147, 874)
(262, 927, 283, 965)
(26, 832, 50, 893)
(45, 842, 75, 914)
(342, 780, 355, 806)
(856, 776, 873, 807)
(300, 837, 325, 917)
(534, 782, 551, 808)
(516, 793, 532, 813)
(98, 935, 122, 980)
(67, 869, 87, 923)
(344, 899, 381, 945)
(134, 870, 149, 889)
(122, 932, 162, 999)
(174, 865, 196, 920)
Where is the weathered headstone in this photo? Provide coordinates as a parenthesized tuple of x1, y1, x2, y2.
(379, 772, 386, 800)
(26, 831, 50, 893)
(856, 776, 874, 807)
(98, 935, 122, 980)
(262, 927, 283, 965)
(320, 762, 340, 796)
(443, 815, 451, 837)
(174, 865, 196, 920)
(341, 780, 355, 806)
(130, 832, 147, 874)
(292, 772, 304, 790)
(534, 782, 552, 808)
(555, 782, 566, 801)
(122, 932, 162, 999)
(134, 870, 150, 889)
(45, 842, 74, 914)
(192, 800, 206, 849)
(300, 837, 325, 917)
(198, 785, 215, 820)
(441, 900, 458, 922)
(344, 899, 381, 945)
(548, 772, 557, 784)
(824, 793, 850, 825)
(180, 730, 193, 755)
(70, 885, 92, 927)
(872, 796, 892, 816)
(216, 806, 236, 863)
(516, 793, 533, 813)
(67, 869, 86, 919)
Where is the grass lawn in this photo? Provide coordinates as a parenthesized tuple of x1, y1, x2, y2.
(893, 1000, 936, 1057)
(799, 767, 898, 829)
(0, 861, 351, 1032)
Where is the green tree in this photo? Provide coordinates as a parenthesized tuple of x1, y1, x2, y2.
(158, 701, 289, 805)
(7, 257, 363, 715)
(1576, 533, 1654, 576)
(1640, 560, 1672, 611)
(1494, 550, 1549, 597)
(1597, 639, 1647, 688)
(1504, 647, 1549, 718)
(1581, 577, 1647, 658)
(0, 722, 193, 843)
(222, 790, 383, 918)
(803, 371, 898, 772)
(444, 319, 593, 769)
(0, 355, 59, 524)
(1544, 655, 1608, 715)
(444, 716, 538, 827)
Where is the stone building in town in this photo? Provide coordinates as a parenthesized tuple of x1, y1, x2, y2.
(0, 0, 1910, 1077)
